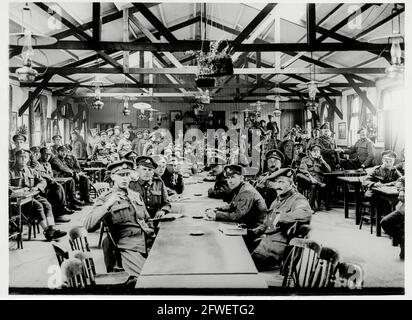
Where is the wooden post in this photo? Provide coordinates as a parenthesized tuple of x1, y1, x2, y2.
(28, 92, 35, 146)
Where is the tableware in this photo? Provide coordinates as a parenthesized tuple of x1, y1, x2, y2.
(190, 230, 204, 236)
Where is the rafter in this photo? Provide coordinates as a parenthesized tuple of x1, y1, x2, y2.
(344, 74, 377, 114)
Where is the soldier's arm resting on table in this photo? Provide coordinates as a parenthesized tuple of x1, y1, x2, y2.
(215, 192, 253, 221)
(363, 168, 380, 188)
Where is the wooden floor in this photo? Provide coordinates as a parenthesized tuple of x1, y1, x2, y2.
(9, 199, 404, 291)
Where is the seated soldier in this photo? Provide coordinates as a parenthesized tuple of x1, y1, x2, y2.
(363, 150, 402, 214)
(83, 160, 155, 280)
(51, 134, 63, 155)
(298, 144, 332, 211)
(161, 156, 184, 194)
(205, 164, 267, 249)
(29, 146, 73, 222)
(338, 127, 375, 169)
(129, 156, 171, 219)
(9, 134, 27, 164)
(318, 122, 341, 170)
(50, 145, 93, 205)
(37, 147, 83, 210)
(380, 176, 405, 260)
(9, 149, 66, 240)
(253, 149, 284, 208)
(152, 155, 175, 196)
(291, 143, 306, 169)
(206, 154, 232, 203)
(251, 168, 313, 271)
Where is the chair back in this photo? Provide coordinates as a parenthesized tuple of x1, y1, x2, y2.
(312, 246, 340, 288)
(281, 238, 321, 288)
(68, 226, 91, 252)
(60, 258, 87, 288)
(52, 242, 69, 266)
(334, 262, 364, 289)
(71, 250, 97, 285)
(93, 182, 111, 197)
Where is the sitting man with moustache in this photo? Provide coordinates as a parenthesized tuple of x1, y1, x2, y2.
(251, 168, 313, 271)
(161, 155, 184, 194)
(84, 160, 155, 282)
(253, 149, 284, 208)
(9, 149, 67, 240)
(205, 164, 267, 249)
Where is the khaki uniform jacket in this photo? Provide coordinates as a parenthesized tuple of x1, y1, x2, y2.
(363, 165, 402, 188)
(84, 188, 154, 253)
(318, 135, 336, 150)
(129, 177, 171, 218)
(215, 181, 267, 232)
(343, 138, 375, 167)
(253, 189, 313, 260)
(9, 165, 47, 193)
(49, 155, 73, 177)
(299, 155, 331, 182)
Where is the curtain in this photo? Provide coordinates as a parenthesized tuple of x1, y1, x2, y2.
(359, 92, 367, 129)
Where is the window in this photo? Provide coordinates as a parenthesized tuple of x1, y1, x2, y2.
(349, 95, 360, 145)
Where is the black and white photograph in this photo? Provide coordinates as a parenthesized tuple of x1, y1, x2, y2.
(4, 0, 409, 299)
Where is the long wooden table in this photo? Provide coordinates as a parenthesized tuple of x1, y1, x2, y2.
(136, 176, 268, 290)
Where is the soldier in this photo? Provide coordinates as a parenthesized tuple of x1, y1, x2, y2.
(129, 156, 171, 219)
(161, 156, 184, 194)
(110, 125, 122, 147)
(51, 135, 63, 155)
(86, 128, 100, 159)
(253, 149, 284, 208)
(205, 164, 267, 248)
(291, 143, 306, 169)
(318, 122, 341, 170)
(29, 146, 73, 221)
(9, 149, 67, 240)
(50, 146, 92, 205)
(306, 128, 321, 153)
(83, 160, 155, 279)
(251, 168, 313, 271)
(206, 154, 232, 203)
(38, 147, 83, 210)
(298, 144, 332, 211)
(124, 150, 139, 164)
(117, 130, 133, 158)
(9, 134, 27, 164)
(92, 130, 112, 162)
(338, 127, 375, 169)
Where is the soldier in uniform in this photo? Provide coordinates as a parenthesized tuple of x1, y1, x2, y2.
(110, 125, 122, 147)
(205, 164, 267, 249)
(306, 128, 321, 154)
(206, 154, 232, 203)
(86, 128, 100, 159)
(38, 147, 83, 210)
(9, 149, 67, 241)
(51, 135, 63, 155)
(338, 127, 375, 169)
(29, 146, 73, 221)
(253, 149, 284, 208)
(161, 156, 184, 194)
(298, 144, 332, 211)
(318, 122, 341, 170)
(83, 160, 155, 279)
(251, 168, 313, 270)
(9, 134, 27, 164)
(92, 130, 112, 162)
(129, 156, 171, 219)
(291, 143, 306, 169)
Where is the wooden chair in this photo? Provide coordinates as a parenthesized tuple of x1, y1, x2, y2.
(359, 186, 374, 234)
(91, 182, 111, 248)
(312, 246, 340, 288)
(68, 226, 91, 252)
(60, 258, 87, 288)
(333, 262, 364, 289)
(52, 242, 69, 266)
(281, 238, 322, 288)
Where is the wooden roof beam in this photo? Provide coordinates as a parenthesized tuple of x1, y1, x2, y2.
(318, 87, 343, 119)
(344, 74, 377, 114)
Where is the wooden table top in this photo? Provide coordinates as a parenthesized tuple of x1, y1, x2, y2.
(337, 176, 367, 183)
(54, 177, 72, 182)
(372, 186, 398, 196)
(324, 170, 366, 176)
(137, 175, 267, 289)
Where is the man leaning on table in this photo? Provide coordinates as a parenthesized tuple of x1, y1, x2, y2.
(83, 160, 155, 282)
(205, 164, 267, 249)
(251, 168, 313, 271)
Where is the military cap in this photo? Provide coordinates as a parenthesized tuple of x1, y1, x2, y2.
(312, 127, 320, 132)
(113, 125, 121, 130)
(266, 168, 295, 182)
(12, 134, 27, 143)
(319, 122, 330, 130)
(357, 127, 367, 134)
(223, 164, 244, 177)
(15, 149, 31, 157)
(71, 129, 79, 135)
(107, 160, 134, 173)
(152, 154, 167, 164)
(52, 134, 62, 140)
(294, 142, 304, 149)
(106, 128, 114, 133)
(99, 130, 107, 136)
(136, 156, 158, 169)
(308, 143, 322, 151)
(30, 146, 41, 153)
(40, 147, 52, 154)
(265, 149, 285, 163)
(381, 150, 397, 159)
(124, 150, 138, 160)
(57, 145, 68, 152)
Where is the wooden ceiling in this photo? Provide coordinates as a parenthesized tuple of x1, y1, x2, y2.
(9, 2, 405, 116)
